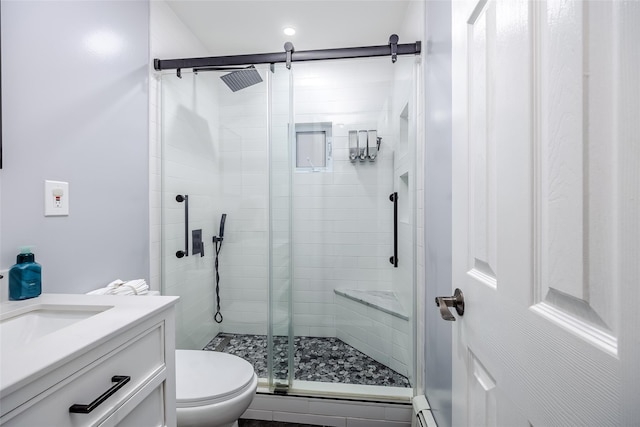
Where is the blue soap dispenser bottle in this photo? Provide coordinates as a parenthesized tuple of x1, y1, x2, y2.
(9, 246, 42, 300)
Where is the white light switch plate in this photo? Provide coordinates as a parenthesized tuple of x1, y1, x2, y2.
(44, 180, 69, 216)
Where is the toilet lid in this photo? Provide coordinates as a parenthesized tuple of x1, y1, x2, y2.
(176, 350, 256, 405)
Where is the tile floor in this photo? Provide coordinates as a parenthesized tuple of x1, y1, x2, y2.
(238, 421, 318, 427)
(204, 333, 411, 387)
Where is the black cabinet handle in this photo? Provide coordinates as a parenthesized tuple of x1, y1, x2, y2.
(389, 192, 398, 267)
(69, 375, 131, 414)
(176, 194, 189, 258)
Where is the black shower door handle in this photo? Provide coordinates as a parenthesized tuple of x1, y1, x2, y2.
(389, 192, 398, 267)
(176, 194, 189, 258)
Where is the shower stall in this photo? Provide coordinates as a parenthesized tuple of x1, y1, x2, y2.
(159, 43, 421, 400)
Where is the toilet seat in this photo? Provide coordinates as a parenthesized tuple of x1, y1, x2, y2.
(176, 350, 256, 408)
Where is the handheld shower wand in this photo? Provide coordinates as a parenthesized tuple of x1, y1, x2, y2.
(213, 214, 227, 323)
(214, 213, 226, 243)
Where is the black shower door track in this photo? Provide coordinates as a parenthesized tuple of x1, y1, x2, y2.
(153, 40, 421, 71)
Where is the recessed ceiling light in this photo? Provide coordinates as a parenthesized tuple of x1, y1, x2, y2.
(283, 27, 296, 36)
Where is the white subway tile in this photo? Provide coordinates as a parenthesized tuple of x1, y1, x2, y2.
(308, 326, 337, 337)
(257, 395, 309, 414)
(388, 358, 409, 379)
(241, 408, 273, 421)
(383, 405, 413, 422)
(309, 400, 385, 419)
(294, 325, 311, 337)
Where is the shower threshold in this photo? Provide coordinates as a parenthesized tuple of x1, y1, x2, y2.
(204, 333, 411, 390)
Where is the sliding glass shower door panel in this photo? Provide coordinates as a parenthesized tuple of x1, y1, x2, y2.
(161, 67, 270, 352)
(161, 71, 222, 350)
(268, 63, 294, 390)
(287, 56, 418, 391)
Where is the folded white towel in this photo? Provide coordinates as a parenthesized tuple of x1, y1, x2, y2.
(111, 279, 148, 296)
(86, 279, 149, 296)
(86, 288, 109, 295)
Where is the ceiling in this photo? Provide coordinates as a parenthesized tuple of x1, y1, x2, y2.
(165, 1, 412, 57)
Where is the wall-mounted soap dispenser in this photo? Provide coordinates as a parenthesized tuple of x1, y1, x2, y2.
(358, 131, 368, 161)
(348, 130, 382, 164)
(349, 131, 358, 163)
(367, 130, 380, 161)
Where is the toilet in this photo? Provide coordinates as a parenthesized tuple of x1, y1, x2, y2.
(175, 349, 258, 427)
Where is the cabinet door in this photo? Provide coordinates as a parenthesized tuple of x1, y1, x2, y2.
(1, 324, 165, 426)
(99, 380, 166, 427)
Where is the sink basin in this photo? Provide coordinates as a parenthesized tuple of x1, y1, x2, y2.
(0, 304, 112, 347)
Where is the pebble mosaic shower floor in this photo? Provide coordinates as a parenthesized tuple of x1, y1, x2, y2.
(203, 333, 411, 388)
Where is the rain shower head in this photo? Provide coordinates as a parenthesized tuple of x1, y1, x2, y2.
(220, 66, 263, 92)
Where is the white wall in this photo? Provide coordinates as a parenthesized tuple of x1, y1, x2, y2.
(422, 1, 453, 426)
(1, 0, 150, 293)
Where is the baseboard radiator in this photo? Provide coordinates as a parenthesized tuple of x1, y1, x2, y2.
(412, 395, 432, 427)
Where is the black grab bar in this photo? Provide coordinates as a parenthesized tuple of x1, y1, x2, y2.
(389, 192, 398, 267)
(176, 194, 189, 258)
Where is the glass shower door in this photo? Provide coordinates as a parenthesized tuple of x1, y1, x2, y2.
(161, 70, 222, 351)
(268, 63, 294, 391)
(159, 53, 418, 398)
(161, 66, 271, 356)
(283, 56, 418, 394)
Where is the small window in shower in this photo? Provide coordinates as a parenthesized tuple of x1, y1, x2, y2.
(294, 122, 332, 172)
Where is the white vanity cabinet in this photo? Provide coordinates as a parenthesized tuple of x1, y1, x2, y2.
(0, 294, 179, 427)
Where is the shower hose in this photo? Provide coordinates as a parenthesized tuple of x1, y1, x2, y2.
(213, 237, 223, 323)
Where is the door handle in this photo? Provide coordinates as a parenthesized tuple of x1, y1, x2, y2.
(389, 192, 398, 267)
(69, 375, 131, 413)
(176, 194, 189, 258)
(435, 288, 465, 321)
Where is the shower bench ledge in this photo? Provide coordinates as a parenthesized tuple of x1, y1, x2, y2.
(334, 288, 409, 320)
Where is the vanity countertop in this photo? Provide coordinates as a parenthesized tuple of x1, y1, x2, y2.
(0, 293, 178, 397)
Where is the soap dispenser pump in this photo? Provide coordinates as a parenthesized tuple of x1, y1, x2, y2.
(9, 246, 42, 300)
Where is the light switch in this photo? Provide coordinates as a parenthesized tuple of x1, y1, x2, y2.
(44, 180, 69, 216)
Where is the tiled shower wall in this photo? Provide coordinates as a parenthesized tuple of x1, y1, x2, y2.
(213, 75, 270, 335)
(290, 60, 396, 339)
(215, 60, 410, 340)
(328, 58, 419, 381)
(336, 295, 412, 379)
(161, 72, 225, 349)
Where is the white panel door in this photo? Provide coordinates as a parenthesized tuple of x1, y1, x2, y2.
(451, 0, 639, 425)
